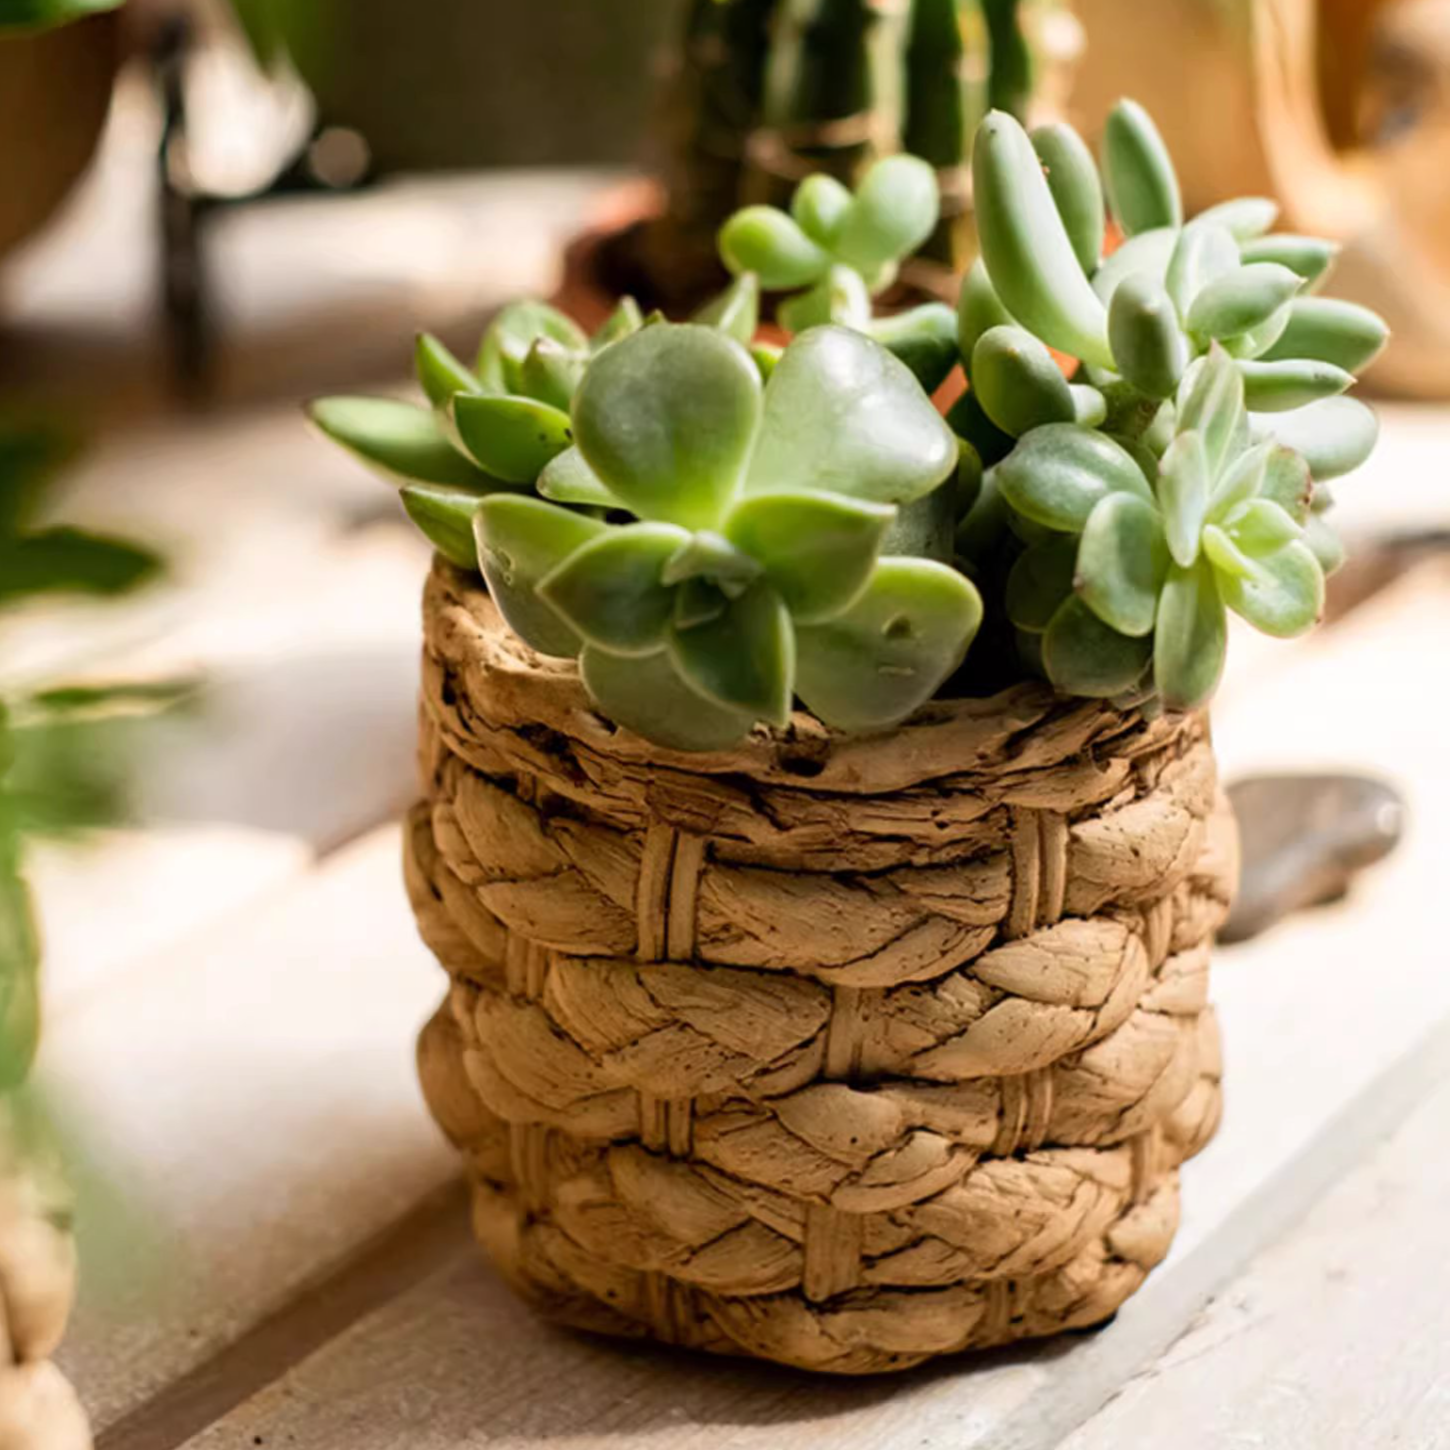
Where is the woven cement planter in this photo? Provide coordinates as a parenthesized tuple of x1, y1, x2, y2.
(408, 561, 1237, 1375)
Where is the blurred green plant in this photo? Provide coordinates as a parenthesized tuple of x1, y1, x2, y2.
(0, 0, 121, 33)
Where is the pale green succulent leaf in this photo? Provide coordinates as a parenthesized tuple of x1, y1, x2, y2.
(452, 394, 574, 485)
(1005, 534, 1079, 633)
(580, 647, 752, 752)
(973, 110, 1114, 368)
(1258, 444, 1313, 523)
(1238, 358, 1353, 412)
(1076, 492, 1168, 637)
(1091, 226, 1177, 308)
(1195, 196, 1279, 240)
(1176, 345, 1247, 480)
(518, 338, 586, 412)
(1109, 274, 1190, 400)
(538, 522, 689, 657)
(473, 496, 606, 657)
(747, 326, 957, 505)
(777, 265, 871, 332)
(1259, 297, 1390, 373)
(574, 324, 762, 529)
(1251, 397, 1379, 481)
(1215, 538, 1325, 638)
(536, 447, 619, 508)
(793, 559, 982, 732)
(724, 490, 894, 623)
(1042, 596, 1152, 698)
(398, 485, 484, 570)
(792, 174, 853, 248)
(957, 259, 1015, 377)
(866, 304, 960, 394)
(477, 300, 588, 393)
(668, 581, 795, 726)
(1223, 498, 1302, 555)
(1305, 512, 1347, 576)
(1206, 439, 1272, 520)
(1072, 385, 1108, 427)
(591, 296, 645, 352)
(1239, 234, 1339, 287)
(1102, 99, 1183, 236)
(995, 424, 1153, 533)
(1154, 559, 1227, 709)
(1031, 122, 1106, 274)
(660, 531, 762, 594)
(1165, 222, 1240, 322)
(971, 325, 1076, 437)
(1186, 263, 1303, 341)
(834, 155, 940, 274)
(719, 206, 832, 290)
(415, 334, 484, 410)
(1200, 523, 1256, 579)
(693, 272, 761, 345)
(308, 397, 498, 490)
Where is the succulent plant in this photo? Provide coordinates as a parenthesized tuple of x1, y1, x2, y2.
(468, 321, 980, 751)
(714, 153, 960, 389)
(953, 98, 1387, 710)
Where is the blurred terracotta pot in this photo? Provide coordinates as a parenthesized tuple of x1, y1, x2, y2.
(0, 14, 120, 261)
(1071, 0, 1450, 399)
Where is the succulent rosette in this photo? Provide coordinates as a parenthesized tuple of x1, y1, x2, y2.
(474, 322, 982, 750)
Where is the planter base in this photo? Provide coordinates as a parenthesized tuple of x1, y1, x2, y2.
(408, 565, 1236, 1374)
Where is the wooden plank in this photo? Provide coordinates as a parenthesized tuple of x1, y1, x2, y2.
(1062, 1057, 1450, 1450)
(47, 825, 456, 1434)
(150, 560, 1450, 1449)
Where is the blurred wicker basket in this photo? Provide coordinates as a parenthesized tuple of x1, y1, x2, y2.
(407, 562, 1237, 1374)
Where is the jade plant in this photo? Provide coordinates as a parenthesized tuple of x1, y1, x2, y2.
(953, 99, 1387, 708)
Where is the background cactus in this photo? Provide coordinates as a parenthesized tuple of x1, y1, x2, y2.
(628, 0, 1080, 303)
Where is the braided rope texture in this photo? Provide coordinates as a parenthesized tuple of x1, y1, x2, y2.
(409, 564, 1238, 1375)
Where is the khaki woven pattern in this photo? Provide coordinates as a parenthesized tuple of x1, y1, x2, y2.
(409, 564, 1237, 1374)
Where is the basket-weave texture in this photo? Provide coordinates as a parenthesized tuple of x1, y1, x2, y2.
(409, 562, 1237, 1374)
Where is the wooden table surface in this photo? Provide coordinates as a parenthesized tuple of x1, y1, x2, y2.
(9, 96, 1450, 1450)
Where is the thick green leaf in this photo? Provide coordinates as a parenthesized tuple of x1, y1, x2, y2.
(591, 297, 645, 351)
(1258, 444, 1313, 523)
(1212, 536, 1324, 637)
(719, 207, 832, 290)
(880, 480, 957, 562)
(955, 466, 1014, 564)
(1109, 274, 1189, 400)
(792, 174, 853, 248)
(694, 272, 761, 345)
(867, 304, 960, 394)
(1154, 559, 1227, 708)
(834, 156, 940, 274)
(995, 424, 1153, 533)
(793, 559, 982, 731)
(777, 265, 871, 333)
(519, 338, 586, 412)
(1076, 492, 1168, 636)
(0, 530, 160, 603)
(538, 523, 688, 657)
(1195, 196, 1279, 240)
(1259, 297, 1389, 372)
(1102, 99, 1182, 236)
(660, 531, 762, 593)
(1031, 121, 1105, 274)
(473, 496, 605, 657)
(747, 326, 957, 505)
(453, 394, 573, 484)
(971, 325, 1076, 437)
(580, 648, 751, 752)
(536, 447, 618, 508)
(1252, 397, 1379, 481)
(1206, 439, 1272, 520)
(668, 581, 794, 726)
(399, 485, 484, 570)
(1239, 234, 1339, 287)
(957, 259, 1015, 376)
(1005, 534, 1079, 632)
(725, 490, 893, 623)
(973, 110, 1114, 368)
(1165, 222, 1239, 325)
(1041, 596, 1152, 697)
(1221, 498, 1301, 555)
(309, 397, 494, 489)
(573, 324, 761, 530)
(1156, 429, 1210, 567)
(415, 334, 483, 409)
(1091, 226, 1178, 307)
(1186, 264, 1303, 341)
(1238, 358, 1352, 412)
(476, 301, 587, 393)
(1305, 512, 1347, 576)
(1176, 346, 1247, 481)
